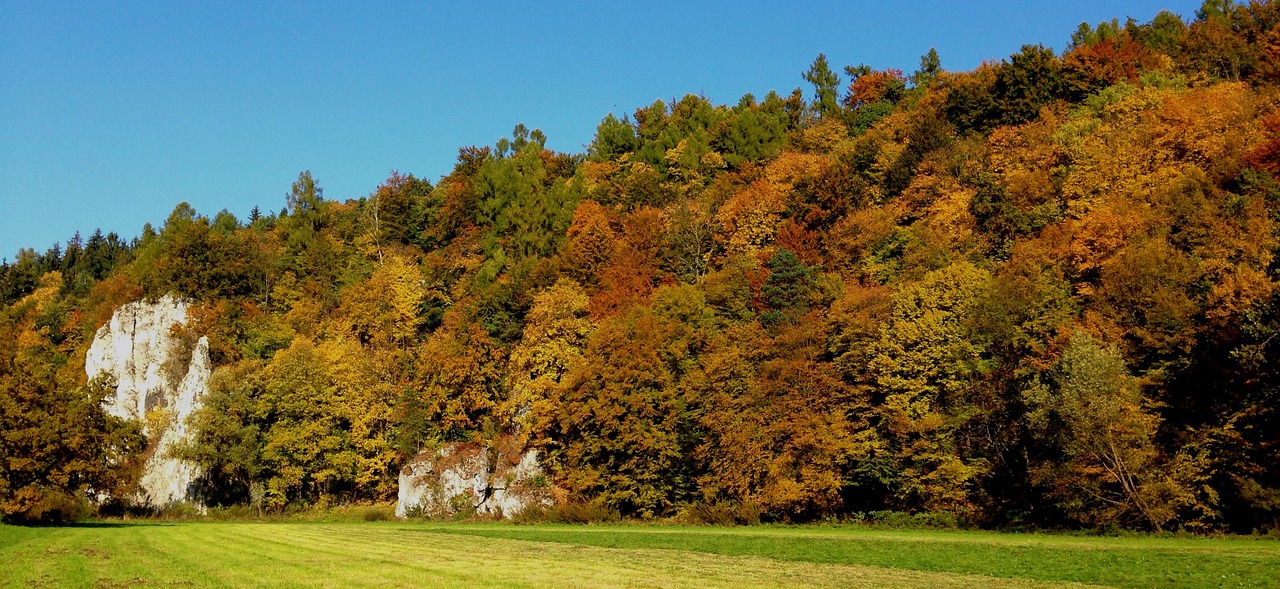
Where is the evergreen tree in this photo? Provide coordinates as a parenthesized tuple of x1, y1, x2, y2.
(911, 47, 943, 87)
(803, 53, 842, 118)
(761, 248, 813, 326)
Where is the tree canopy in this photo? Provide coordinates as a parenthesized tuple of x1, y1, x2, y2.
(5, 1, 1280, 531)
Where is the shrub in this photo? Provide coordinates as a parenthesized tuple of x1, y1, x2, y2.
(864, 510, 962, 530)
(678, 501, 762, 526)
(401, 503, 431, 520)
(358, 504, 395, 522)
(512, 502, 621, 524)
(2, 490, 93, 525)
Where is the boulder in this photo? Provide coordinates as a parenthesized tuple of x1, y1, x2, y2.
(85, 295, 210, 508)
(396, 438, 551, 518)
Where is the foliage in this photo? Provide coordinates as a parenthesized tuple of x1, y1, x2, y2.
(0, 309, 144, 522)
(7, 6, 1280, 531)
(1025, 333, 1187, 531)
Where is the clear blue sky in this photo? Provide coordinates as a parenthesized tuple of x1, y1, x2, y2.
(0, 1, 1202, 260)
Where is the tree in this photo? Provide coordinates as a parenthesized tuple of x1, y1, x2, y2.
(664, 198, 718, 283)
(286, 170, 324, 232)
(803, 53, 842, 119)
(563, 200, 617, 284)
(507, 279, 594, 437)
(869, 262, 992, 515)
(944, 64, 999, 134)
(0, 371, 145, 523)
(992, 44, 1065, 127)
(1069, 18, 1123, 51)
(911, 48, 943, 88)
(717, 179, 788, 258)
(760, 248, 813, 327)
(474, 138, 582, 281)
(1025, 333, 1188, 531)
(361, 171, 433, 257)
(711, 94, 790, 167)
(1063, 35, 1160, 99)
(694, 315, 870, 519)
(1196, 0, 1236, 22)
(548, 286, 711, 516)
(400, 312, 506, 447)
(182, 340, 361, 508)
(1, 292, 144, 522)
(1127, 10, 1186, 55)
(177, 360, 268, 506)
(1181, 3, 1256, 81)
(844, 68, 907, 112)
(337, 253, 428, 348)
(589, 114, 638, 161)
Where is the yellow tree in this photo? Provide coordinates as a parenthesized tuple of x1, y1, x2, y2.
(562, 200, 617, 284)
(868, 261, 992, 515)
(716, 180, 788, 258)
(337, 252, 431, 349)
(507, 279, 594, 438)
(318, 337, 404, 500)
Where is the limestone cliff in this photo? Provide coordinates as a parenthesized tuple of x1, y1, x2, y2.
(396, 438, 552, 518)
(85, 295, 210, 508)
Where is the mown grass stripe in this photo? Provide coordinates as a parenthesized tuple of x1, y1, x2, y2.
(413, 523, 1279, 589)
(170, 522, 396, 586)
(227, 523, 569, 589)
(267, 524, 1098, 589)
(3, 522, 1275, 588)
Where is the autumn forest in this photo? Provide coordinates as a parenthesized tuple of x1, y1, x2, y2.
(3, 2, 1280, 533)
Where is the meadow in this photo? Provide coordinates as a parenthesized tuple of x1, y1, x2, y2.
(1, 521, 1277, 588)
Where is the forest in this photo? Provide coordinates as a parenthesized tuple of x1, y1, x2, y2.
(2, 1, 1279, 533)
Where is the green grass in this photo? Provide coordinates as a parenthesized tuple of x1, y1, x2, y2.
(0, 521, 1275, 588)
(428, 523, 1280, 588)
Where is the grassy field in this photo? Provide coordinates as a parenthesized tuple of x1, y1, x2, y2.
(0, 521, 1276, 588)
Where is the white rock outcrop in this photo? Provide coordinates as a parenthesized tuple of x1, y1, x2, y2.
(85, 295, 210, 508)
(396, 439, 552, 518)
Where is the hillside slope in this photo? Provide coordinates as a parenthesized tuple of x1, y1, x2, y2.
(3, 2, 1280, 531)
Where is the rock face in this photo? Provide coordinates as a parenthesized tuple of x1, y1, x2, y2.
(85, 295, 211, 508)
(396, 439, 552, 518)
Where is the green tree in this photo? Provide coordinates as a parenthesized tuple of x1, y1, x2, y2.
(1069, 18, 1123, 50)
(285, 170, 324, 233)
(711, 93, 790, 167)
(589, 114, 638, 161)
(1025, 333, 1188, 531)
(177, 361, 267, 506)
(183, 341, 360, 508)
(803, 53, 842, 119)
(1127, 10, 1186, 54)
(911, 48, 943, 87)
(994, 45, 1064, 126)
(760, 248, 813, 327)
(474, 138, 582, 285)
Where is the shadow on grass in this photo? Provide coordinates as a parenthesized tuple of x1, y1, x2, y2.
(8, 520, 176, 529)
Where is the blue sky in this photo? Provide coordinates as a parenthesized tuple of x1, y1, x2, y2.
(0, 1, 1203, 260)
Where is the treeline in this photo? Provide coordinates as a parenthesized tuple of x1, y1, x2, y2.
(4, 1, 1280, 531)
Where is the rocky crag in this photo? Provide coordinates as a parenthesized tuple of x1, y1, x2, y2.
(396, 438, 552, 518)
(85, 295, 210, 509)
